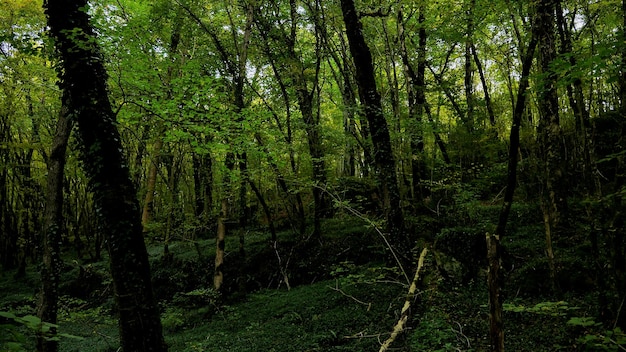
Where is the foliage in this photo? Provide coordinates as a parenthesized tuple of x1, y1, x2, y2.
(1, 0, 626, 350)
(0, 311, 84, 351)
(503, 301, 579, 316)
(408, 311, 472, 352)
(567, 317, 626, 351)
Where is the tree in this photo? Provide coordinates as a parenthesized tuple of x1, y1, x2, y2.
(340, 0, 409, 265)
(253, 0, 331, 239)
(43, 0, 167, 350)
(487, 5, 539, 350)
(37, 98, 71, 352)
(536, 0, 564, 291)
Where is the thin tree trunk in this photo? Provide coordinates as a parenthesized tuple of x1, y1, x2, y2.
(471, 43, 496, 127)
(141, 14, 182, 234)
(214, 197, 228, 291)
(252, 2, 326, 236)
(463, 0, 476, 131)
(193, 150, 213, 219)
(622, 0, 626, 116)
(398, 7, 427, 202)
(163, 147, 182, 259)
(44, 1, 167, 349)
(141, 135, 163, 232)
(215, 154, 236, 292)
(487, 26, 538, 352)
(37, 98, 71, 352)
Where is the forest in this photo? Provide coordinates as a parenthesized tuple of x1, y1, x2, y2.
(1, 0, 625, 350)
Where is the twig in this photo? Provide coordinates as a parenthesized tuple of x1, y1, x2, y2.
(321, 187, 410, 285)
(379, 248, 429, 352)
(272, 240, 291, 291)
(598, 335, 626, 351)
(343, 331, 384, 339)
(328, 280, 372, 310)
(451, 321, 471, 348)
(613, 294, 625, 330)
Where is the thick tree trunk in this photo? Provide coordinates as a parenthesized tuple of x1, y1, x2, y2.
(37, 98, 71, 352)
(340, 0, 408, 263)
(44, 1, 167, 350)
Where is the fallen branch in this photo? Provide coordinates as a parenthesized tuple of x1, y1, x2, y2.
(379, 247, 429, 352)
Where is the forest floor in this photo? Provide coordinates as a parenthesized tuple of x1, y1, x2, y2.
(0, 207, 622, 351)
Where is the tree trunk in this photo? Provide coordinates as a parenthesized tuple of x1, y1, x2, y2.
(141, 14, 182, 235)
(214, 154, 235, 292)
(471, 43, 496, 127)
(487, 25, 538, 352)
(37, 97, 71, 352)
(289, 0, 329, 239)
(622, 0, 626, 117)
(163, 147, 182, 259)
(44, 1, 167, 350)
(536, 0, 564, 291)
(340, 0, 408, 264)
(398, 7, 426, 202)
(193, 149, 213, 219)
(141, 134, 163, 232)
(214, 196, 228, 292)
(0, 113, 17, 270)
(463, 0, 476, 131)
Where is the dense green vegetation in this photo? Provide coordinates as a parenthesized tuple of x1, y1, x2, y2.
(2, 214, 625, 351)
(1, 0, 626, 350)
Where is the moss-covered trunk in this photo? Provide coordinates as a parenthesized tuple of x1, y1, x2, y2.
(44, 0, 167, 350)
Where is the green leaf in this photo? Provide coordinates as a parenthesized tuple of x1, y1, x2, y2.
(58, 333, 85, 340)
(567, 316, 599, 327)
(0, 312, 17, 320)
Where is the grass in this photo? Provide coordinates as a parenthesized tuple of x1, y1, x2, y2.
(165, 279, 402, 351)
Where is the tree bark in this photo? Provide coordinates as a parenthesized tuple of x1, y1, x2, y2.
(44, 1, 167, 350)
